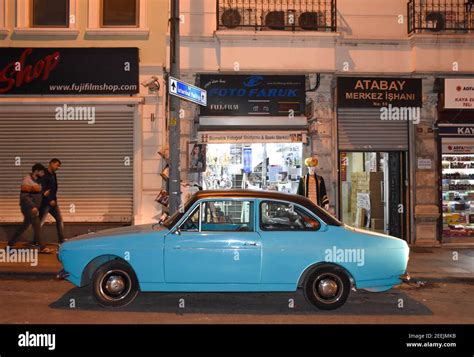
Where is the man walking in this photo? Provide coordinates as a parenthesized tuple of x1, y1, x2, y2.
(39, 158, 65, 244)
(8, 163, 52, 254)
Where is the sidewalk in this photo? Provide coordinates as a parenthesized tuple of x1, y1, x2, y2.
(0, 242, 61, 276)
(0, 242, 472, 280)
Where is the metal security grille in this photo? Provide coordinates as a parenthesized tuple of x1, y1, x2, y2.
(337, 108, 409, 151)
(217, 0, 337, 32)
(0, 106, 134, 223)
(408, 0, 474, 34)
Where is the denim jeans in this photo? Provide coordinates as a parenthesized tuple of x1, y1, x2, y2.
(39, 204, 65, 243)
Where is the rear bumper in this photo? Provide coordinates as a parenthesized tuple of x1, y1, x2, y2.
(400, 272, 411, 283)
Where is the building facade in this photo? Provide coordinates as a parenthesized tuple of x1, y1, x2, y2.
(0, 0, 169, 240)
(168, 0, 474, 245)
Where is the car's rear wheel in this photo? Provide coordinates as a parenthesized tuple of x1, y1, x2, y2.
(303, 266, 350, 310)
(91, 260, 139, 308)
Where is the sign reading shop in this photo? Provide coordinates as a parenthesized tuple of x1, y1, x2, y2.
(0, 48, 139, 95)
(337, 77, 422, 108)
(199, 74, 305, 116)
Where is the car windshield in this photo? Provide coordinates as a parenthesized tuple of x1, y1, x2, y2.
(161, 196, 196, 229)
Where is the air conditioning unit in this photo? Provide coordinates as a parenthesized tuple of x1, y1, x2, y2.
(221, 8, 241, 29)
(425, 11, 445, 32)
(265, 11, 285, 30)
(299, 11, 324, 31)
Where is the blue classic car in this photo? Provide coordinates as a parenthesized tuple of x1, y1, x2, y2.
(58, 190, 410, 310)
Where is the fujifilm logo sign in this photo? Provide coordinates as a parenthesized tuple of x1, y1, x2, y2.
(380, 104, 420, 124)
(18, 332, 56, 351)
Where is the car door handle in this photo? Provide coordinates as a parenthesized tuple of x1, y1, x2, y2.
(243, 242, 258, 246)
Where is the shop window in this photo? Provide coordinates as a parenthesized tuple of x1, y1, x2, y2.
(31, 0, 69, 27)
(102, 0, 138, 27)
(87, 0, 149, 36)
(260, 201, 321, 231)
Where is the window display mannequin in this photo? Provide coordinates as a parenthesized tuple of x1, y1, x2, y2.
(297, 157, 329, 210)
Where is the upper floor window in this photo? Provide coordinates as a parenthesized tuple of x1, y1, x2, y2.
(87, 0, 148, 36)
(102, 0, 138, 27)
(31, 0, 69, 27)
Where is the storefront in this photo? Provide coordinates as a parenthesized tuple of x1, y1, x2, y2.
(438, 78, 474, 242)
(337, 77, 422, 240)
(193, 74, 308, 194)
(0, 47, 140, 225)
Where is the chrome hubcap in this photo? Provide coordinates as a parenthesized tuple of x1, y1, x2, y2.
(318, 278, 338, 298)
(312, 273, 343, 304)
(105, 275, 125, 295)
(99, 270, 132, 301)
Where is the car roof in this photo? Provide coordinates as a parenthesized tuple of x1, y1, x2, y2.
(192, 189, 342, 226)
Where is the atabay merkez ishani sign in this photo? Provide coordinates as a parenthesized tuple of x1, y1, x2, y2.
(337, 77, 422, 108)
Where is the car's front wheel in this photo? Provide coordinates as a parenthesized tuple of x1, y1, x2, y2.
(303, 266, 351, 310)
(91, 260, 139, 308)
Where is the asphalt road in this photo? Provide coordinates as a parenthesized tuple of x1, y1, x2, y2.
(0, 275, 473, 324)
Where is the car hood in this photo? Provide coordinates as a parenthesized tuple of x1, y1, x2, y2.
(68, 223, 166, 241)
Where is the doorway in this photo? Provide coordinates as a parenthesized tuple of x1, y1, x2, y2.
(339, 151, 407, 239)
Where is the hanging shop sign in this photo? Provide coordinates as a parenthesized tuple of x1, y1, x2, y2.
(0, 48, 139, 95)
(438, 126, 474, 137)
(188, 142, 207, 173)
(445, 78, 474, 109)
(199, 74, 305, 116)
(337, 77, 422, 108)
(198, 131, 307, 144)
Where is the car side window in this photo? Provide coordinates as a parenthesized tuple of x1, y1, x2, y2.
(180, 206, 200, 232)
(201, 200, 253, 232)
(260, 201, 321, 231)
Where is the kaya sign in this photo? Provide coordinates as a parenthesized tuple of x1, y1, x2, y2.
(445, 78, 474, 109)
(337, 77, 422, 108)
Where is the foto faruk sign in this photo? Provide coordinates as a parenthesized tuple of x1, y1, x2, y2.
(199, 74, 305, 116)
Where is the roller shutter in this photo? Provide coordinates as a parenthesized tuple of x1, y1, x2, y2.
(0, 105, 134, 223)
(338, 108, 409, 151)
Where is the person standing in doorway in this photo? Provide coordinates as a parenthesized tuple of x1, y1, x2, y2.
(39, 158, 65, 244)
(8, 163, 52, 254)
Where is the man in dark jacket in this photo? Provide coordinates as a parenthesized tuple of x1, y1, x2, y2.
(8, 163, 52, 253)
(39, 158, 65, 244)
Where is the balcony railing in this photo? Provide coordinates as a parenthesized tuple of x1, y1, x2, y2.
(217, 0, 337, 32)
(408, 0, 474, 34)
